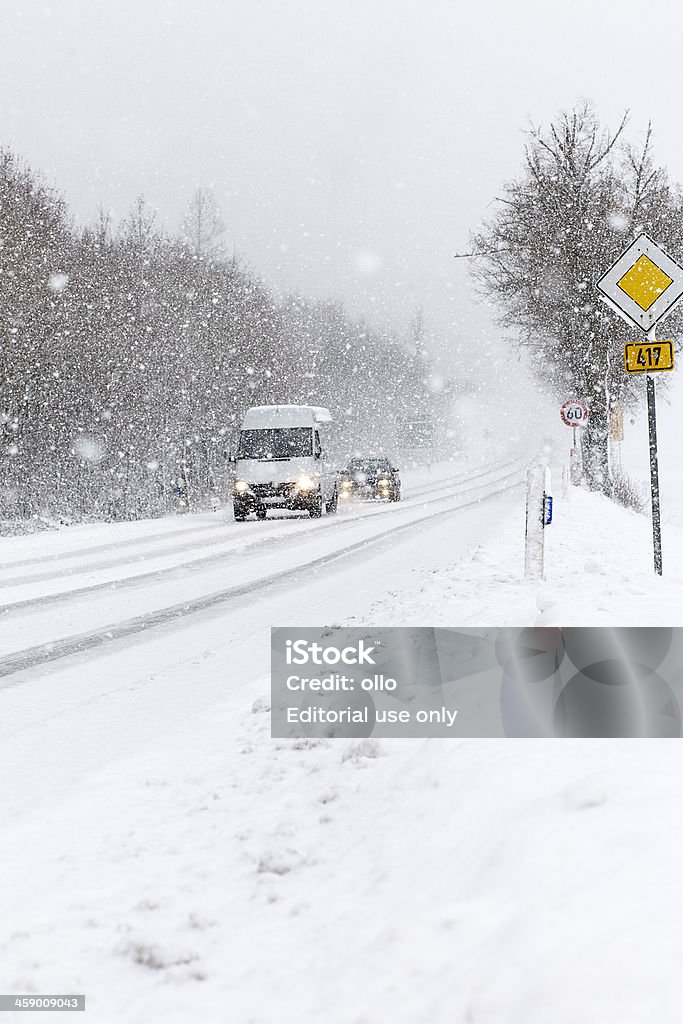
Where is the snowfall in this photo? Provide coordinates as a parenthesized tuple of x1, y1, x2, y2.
(1, 378, 683, 1024)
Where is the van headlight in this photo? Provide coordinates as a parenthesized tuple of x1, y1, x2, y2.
(234, 480, 251, 493)
(295, 475, 316, 492)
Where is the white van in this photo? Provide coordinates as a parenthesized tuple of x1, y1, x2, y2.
(231, 405, 339, 521)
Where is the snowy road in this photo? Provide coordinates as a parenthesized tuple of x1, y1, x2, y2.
(4, 441, 683, 1024)
(0, 453, 527, 815)
(0, 456, 524, 672)
(0, 452, 536, 1024)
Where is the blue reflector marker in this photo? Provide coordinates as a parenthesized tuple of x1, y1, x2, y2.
(543, 495, 553, 526)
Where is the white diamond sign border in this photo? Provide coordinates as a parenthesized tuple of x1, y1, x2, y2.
(596, 232, 683, 332)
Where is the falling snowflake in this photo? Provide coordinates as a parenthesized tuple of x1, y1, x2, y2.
(73, 436, 106, 464)
(607, 212, 629, 233)
(48, 272, 69, 293)
(353, 249, 382, 276)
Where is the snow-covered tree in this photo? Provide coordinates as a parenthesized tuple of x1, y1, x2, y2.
(181, 187, 226, 259)
(470, 103, 683, 493)
(0, 146, 437, 527)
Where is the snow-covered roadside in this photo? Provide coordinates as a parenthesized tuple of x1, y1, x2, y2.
(3, 662, 683, 1024)
(4, 445, 683, 1024)
(361, 485, 683, 626)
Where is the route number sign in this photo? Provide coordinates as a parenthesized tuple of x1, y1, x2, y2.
(560, 400, 589, 427)
(624, 340, 674, 374)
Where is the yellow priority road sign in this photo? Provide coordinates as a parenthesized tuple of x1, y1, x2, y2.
(624, 340, 674, 374)
(597, 234, 683, 332)
(618, 255, 672, 311)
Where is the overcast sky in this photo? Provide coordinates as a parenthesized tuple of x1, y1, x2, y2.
(2, 0, 683, 359)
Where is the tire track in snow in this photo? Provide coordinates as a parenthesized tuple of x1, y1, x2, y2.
(0, 459, 524, 611)
(0, 465, 525, 681)
(0, 462, 483, 586)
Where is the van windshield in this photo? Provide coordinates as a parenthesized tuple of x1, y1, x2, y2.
(238, 427, 313, 460)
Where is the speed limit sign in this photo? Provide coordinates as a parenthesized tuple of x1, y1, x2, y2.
(560, 400, 589, 427)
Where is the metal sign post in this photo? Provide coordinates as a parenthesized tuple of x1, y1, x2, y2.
(622, 331, 673, 576)
(597, 233, 681, 576)
(646, 329, 663, 575)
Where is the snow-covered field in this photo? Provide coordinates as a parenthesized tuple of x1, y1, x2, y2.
(2, 395, 683, 1023)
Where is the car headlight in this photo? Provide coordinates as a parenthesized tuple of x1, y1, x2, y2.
(234, 480, 250, 493)
(340, 480, 353, 490)
(295, 474, 317, 492)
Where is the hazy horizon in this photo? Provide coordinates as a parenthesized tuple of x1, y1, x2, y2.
(3, 0, 683, 359)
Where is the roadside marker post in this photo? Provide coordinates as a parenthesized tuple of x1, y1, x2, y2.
(597, 233, 681, 577)
(610, 405, 624, 474)
(524, 465, 551, 580)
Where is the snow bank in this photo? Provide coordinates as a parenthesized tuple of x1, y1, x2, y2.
(3, 651, 682, 1023)
(362, 484, 683, 627)
(2, 465, 682, 1023)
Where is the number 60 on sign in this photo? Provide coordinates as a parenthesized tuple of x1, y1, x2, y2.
(624, 340, 674, 374)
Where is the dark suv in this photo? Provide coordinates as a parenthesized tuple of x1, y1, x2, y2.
(339, 456, 401, 502)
